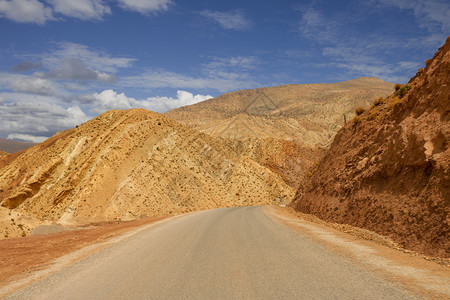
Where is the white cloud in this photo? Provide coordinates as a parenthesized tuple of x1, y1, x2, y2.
(0, 73, 62, 96)
(199, 9, 250, 30)
(88, 89, 213, 114)
(0, 96, 89, 141)
(121, 69, 259, 93)
(7, 133, 48, 143)
(89, 89, 133, 112)
(296, 4, 448, 83)
(0, 0, 53, 24)
(66, 105, 89, 122)
(50, 42, 136, 73)
(398, 61, 422, 70)
(41, 42, 135, 73)
(37, 58, 116, 83)
(0, 0, 171, 23)
(22, 42, 134, 83)
(144, 90, 213, 112)
(372, 0, 450, 32)
(11, 77, 59, 95)
(205, 56, 259, 71)
(47, 0, 111, 20)
(0, 87, 211, 141)
(13, 61, 42, 72)
(298, 7, 338, 43)
(117, 0, 171, 14)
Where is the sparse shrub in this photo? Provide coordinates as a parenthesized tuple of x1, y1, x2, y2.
(355, 107, 366, 116)
(394, 83, 401, 91)
(353, 116, 361, 124)
(387, 96, 402, 110)
(395, 85, 411, 98)
(373, 97, 383, 106)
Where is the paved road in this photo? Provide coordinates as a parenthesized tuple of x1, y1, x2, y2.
(5, 207, 415, 299)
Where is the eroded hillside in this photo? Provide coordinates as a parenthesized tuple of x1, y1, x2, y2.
(166, 77, 393, 144)
(290, 37, 450, 258)
(0, 109, 293, 238)
(166, 77, 394, 189)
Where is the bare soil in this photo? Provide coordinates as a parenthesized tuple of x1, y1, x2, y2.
(0, 216, 164, 286)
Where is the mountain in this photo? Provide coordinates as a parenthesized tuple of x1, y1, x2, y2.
(166, 77, 394, 188)
(166, 77, 394, 145)
(290, 38, 450, 258)
(0, 109, 293, 239)
(0, 138, 36, 154)
(0, 78, 396, 239)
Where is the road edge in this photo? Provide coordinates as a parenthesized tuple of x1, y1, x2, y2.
(265, 205, 450, 299)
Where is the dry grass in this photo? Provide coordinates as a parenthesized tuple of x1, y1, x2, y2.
(372, 97, 384, 107)
(355, 107, 366, 116)
(387, 96, 402, 110)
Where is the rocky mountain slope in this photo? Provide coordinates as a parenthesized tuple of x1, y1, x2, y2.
(0, 109, 293, 239)
(0, 138, 35, 154)
(166, 77, 393, 144)
(166, 77, 394, 188)
(290, 37, 450, 258)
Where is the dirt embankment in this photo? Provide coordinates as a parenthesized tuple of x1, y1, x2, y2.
(290, 37, 450, 258)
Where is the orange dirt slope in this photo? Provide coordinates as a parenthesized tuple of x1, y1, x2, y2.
(290, 37, 450, 258)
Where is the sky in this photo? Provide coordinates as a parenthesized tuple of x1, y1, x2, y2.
(0, 0, 449, 142)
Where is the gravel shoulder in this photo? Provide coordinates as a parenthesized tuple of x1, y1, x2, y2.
(268, 206, 450, 299)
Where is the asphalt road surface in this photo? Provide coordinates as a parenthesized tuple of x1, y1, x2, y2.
(5, 207, 415, 299)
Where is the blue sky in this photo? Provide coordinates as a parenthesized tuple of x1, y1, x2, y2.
(0, 0, 449, 142)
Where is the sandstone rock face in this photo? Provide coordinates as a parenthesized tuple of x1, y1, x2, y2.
(290, 37, 450, 258)
(0, 109, 293, 238)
